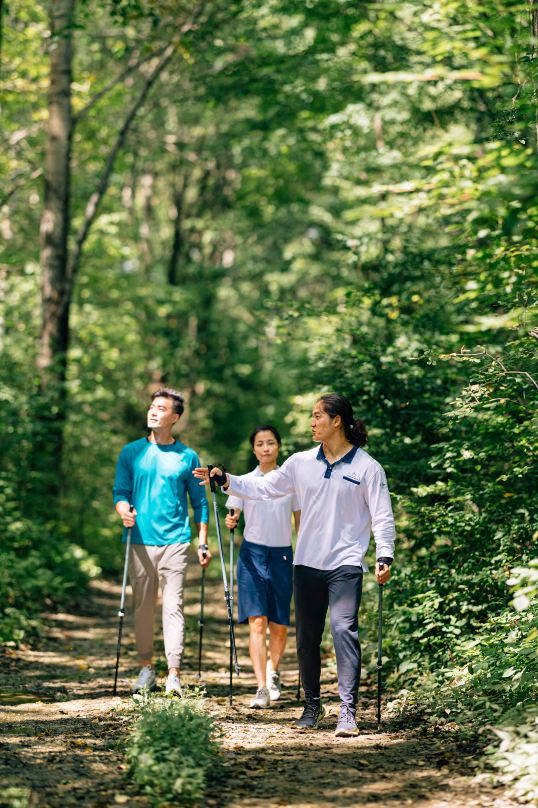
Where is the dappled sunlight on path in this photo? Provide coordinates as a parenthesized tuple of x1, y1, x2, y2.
(0, 550, 518, 808)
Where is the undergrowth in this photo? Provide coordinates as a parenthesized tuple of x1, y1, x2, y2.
(385, 560, 538, 803)
(0, 478, 100, 646)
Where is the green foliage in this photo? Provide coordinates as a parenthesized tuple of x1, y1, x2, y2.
(0, 359, 100, 645)
(0, 475, 98, 645)
(126, 690, 222, 806)
(1, 0, 537, 798)
(387, 596, 537, 725)
(487, 709, 538, 805)
(0, 787, 33, 808)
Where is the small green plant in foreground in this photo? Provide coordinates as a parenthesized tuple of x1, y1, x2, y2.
(126, 689, 221, 806)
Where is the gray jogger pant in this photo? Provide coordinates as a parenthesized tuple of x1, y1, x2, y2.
(128, 542, 190, 669)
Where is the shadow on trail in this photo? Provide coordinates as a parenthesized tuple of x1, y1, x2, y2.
(0, 711, 132, 807)
(0, 560, 512, 808)
(208, 733, 461, 807)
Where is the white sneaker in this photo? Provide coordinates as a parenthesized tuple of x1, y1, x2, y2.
(249, 687, 271, 708)
(267, 668, 281, 701)
(132, 665, 156, 692)
(165, 672, 182, 696)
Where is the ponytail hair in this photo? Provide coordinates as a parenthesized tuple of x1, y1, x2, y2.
(317, 393, 368, 447)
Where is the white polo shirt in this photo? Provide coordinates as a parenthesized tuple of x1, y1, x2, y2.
(226, 466, 300, 548)
(225, 445, 395, 571)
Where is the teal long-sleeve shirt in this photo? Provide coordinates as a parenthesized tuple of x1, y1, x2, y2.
(113, 437, 209, 545)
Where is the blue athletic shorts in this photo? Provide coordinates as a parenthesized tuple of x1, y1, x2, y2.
(237, 539, 293, 625)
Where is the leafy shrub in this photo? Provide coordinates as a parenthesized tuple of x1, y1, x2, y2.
(126, 690, 222, 806)
(487, 710, 538, 804)
(0, 476, 99, 645)
(387, 560, 538, 806)
(484, 563, 538, 803)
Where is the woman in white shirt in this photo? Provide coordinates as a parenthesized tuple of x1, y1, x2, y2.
(225, 425, 300, 709)
(194, 394, 395, 737)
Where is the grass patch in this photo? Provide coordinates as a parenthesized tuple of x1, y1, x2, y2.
(126, 689, 222, 806)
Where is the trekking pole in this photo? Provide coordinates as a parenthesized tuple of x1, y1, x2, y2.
(197, 544, 209, 680)
(113, 506, 133, 697)
(229, 508, 235, 706)
(296, 672, 301, 702)
(207, 467, 240, 701)
(376, 562, 385, 729)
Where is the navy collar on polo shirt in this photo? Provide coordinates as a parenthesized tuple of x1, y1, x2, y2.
(316, 444, 358, 479)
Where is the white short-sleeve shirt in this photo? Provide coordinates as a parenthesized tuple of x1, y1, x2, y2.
(226, 466, 300, 548)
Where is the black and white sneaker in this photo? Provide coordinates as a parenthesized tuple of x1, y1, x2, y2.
(294, 699, 325, 729)
(267, 666, 281, 701)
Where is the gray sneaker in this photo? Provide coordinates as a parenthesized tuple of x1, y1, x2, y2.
(132, 665, 157, 693)
(334, 703, 359, 737)
(249, 687, 271, 708)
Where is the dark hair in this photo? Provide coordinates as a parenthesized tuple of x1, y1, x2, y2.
(249, 424, 282, 448)
(151, 388, 184, 416)
(317, 394, 368, 447)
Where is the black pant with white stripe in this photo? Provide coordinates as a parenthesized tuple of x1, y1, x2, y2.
(294, 564, 363, 708)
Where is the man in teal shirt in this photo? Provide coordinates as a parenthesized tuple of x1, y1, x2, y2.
(113, 388, 211, 694)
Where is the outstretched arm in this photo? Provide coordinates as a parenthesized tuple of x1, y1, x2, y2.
(193, 457, 296, 501)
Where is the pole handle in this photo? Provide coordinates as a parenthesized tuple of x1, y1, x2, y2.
(207, 464, 217, 493)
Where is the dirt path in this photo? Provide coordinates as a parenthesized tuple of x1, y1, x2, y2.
(0, 551, 517, 808)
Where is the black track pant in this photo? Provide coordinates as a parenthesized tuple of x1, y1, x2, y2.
(294, 564, 363, 707)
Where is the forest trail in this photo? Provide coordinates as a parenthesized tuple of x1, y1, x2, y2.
(0, 550, 517, 808)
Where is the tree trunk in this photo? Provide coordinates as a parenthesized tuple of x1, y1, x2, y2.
(0, 0, 4, 72)
(168, 176, 186, 285)
(35, 0, 74, 500)
(38, 0, 74, 391)
(531, 0, 538, 38)
(530, 1, 538, 150)
(139, 172, 154, 275)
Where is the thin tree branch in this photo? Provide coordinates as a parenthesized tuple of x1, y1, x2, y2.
(447, 348, 538, 391)
(64, 0, 209, 299)
(66, 43, 176, 290)
(73, 43, 169, 127)
(0, 168, 43, 208)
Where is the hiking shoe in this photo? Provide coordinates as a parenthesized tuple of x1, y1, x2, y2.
(132, 665, 156, 692)
(294, 699, 325, 729)
(267, 667, 281, 701)
(249, 687, 271, 708)
(334, 703, 359, 737)
(165, 672, 182, 696)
